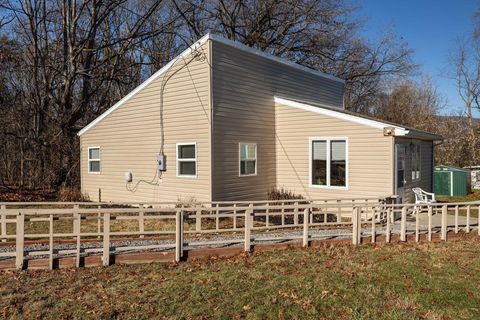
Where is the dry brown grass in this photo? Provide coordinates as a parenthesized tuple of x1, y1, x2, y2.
(1, 238, 480, 319)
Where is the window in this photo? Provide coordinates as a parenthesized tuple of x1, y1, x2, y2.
(310, 138, 347, 188)
(88, 147, 101, 174)
(411, 142, 421, 180)
(239, 143, 257, 176)
(177, 143, 197, 177)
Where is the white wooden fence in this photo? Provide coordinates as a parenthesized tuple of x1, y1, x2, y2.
(0, 198, 479, 270)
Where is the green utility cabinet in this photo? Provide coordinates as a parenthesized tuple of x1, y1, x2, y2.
(434, 165, 469, 196)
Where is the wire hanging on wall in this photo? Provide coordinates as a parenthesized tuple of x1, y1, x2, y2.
(126, 43, 208, 192)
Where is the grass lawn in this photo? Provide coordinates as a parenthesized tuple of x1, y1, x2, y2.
(2, 239, 480, 319)
(436, 190, 480, 217)
(437, 189, 480, 204)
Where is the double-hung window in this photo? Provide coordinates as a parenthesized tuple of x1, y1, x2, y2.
(310, 138, 347, 188)
(177, 143, 197, 177)
(411, 142, 421, 180)
(239, 143, 257, 176)
(88, 147, 101, 174)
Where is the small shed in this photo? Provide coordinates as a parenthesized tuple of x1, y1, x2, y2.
(464, 166, 480, 190)
(434, 165, 469, 196)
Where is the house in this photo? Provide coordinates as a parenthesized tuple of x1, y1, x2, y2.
(78, 33, 442, 203)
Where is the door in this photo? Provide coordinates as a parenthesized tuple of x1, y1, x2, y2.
(395, 144, 406, 203)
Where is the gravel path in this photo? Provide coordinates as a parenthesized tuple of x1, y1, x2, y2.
(0, 225, 412, 261)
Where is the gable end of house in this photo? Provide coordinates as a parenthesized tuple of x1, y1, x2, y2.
(78, 33, 345, 137)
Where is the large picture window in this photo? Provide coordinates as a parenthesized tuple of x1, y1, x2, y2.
(239, 143, 257, 176)
(411, 142, 421, 180)
(88, 147, 101, 174)
(177, 143, 197, 177)
(310, 138, 347, 188)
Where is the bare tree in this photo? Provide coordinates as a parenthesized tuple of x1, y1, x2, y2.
(373, 78, 443, 131)
(172, 0, 416, 113)
(449, 39, 480, 165)
(0, 0, 178, 189)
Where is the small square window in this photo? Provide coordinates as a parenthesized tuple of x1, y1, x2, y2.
(239, 143, 257, 176)
(88, 147, 101, 174)
(177, 143, 197, 177)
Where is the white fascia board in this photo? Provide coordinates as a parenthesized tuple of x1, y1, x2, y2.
(77, 34, 211, 136)
(274, 96, 407, 134)
(208, 34, 345, 84)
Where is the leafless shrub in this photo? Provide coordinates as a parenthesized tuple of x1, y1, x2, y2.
(267, 187, 304, 201)
(175, 196, 200, 208)
(57, 186, 90, 202)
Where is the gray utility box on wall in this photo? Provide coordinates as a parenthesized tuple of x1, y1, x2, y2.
(156, 154, 166, 171)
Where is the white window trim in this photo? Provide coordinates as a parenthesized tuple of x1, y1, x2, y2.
(176, 142, 198, 178)
(88, 146, 101, 174)
(411, 142, 421, 181)
(238, 142, 258, 177)
(308, 137, 349, 190)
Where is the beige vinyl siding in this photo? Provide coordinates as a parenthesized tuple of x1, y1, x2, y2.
(211, 41, 345, 201)
(396, 138, 434, 202)
(80, 43, 211, 203)
(275, 103, 394, 199)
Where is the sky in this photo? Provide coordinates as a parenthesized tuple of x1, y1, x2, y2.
(357, 0, 478, 115)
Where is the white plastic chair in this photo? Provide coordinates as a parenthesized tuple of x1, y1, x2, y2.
(412, 187, 436, 205)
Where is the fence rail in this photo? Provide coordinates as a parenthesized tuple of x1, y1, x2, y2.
(1, 198, 479, 270)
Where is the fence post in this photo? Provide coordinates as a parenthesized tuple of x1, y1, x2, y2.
(195, 205, 202, 232)
(352, 207, 359, 245)
(294, 202, 299, 225)
(265, 203, 270, 227)
(1, 204, 6, 242)
(400, 206, 407, 242)
(415, 207, 420, 242)
(441, 205, 447, 241)
(303, 208, 309, 247)
(454, 205, 459, 234)
(466, 205, 471, 233)
(371, 206, 376, 243)
(233, 203, 237, 230)
(75, 212, 81, 268)
(16, 212, 24, 270)
(386, 207, 391, 243)
(428, 206, 433, 242)
(73, 204, 79, 240)
(139, 204, 145, 238)
(244, 204, 252, 252)
(357, 207, 362, 244)
(102, 213, 110, 266)
(97, 205, 101, 240)
(478, 205, 480, 237)
(49, 214, 54, 270)
(215, 203, 220, 231)
(337, 200, 341, 223)
(175, 210, 184, 262)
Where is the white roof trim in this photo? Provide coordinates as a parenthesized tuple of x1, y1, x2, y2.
(274, 97, 408, 135)
(78, 33, 344, 136)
